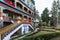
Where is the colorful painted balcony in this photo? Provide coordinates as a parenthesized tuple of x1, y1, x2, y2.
(16, 2, 34, 17)
(19, 0, 35, 11)
(28, 20, 32, 24)
(0, 0, 15, 7)
(16, 2, 27, 13)
(28, 18, 32, 24)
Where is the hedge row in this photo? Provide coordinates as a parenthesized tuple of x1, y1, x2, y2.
(19, 32, 60, 40)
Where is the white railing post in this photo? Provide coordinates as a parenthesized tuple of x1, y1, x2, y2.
(0, 34, 1, 40)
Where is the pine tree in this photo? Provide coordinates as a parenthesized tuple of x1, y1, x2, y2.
(51, 0, 57, 27)
(41, 8, 49, 25)
(56, 0, 60, 25)
(35, 11, 40, 20)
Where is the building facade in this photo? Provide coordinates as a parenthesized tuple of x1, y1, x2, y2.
(0, 0, 35, 40)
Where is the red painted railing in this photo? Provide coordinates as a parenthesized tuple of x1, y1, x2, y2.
(3, 0, 15, 6)
(28, 20, 32, 24)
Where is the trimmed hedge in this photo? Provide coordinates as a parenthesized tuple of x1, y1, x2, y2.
(55, 28, 60, 30)
(19, 32, 60, 40)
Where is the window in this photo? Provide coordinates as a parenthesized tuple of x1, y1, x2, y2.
(24, 16, 27, 19)
(23, 0, 25, 2)
(17, 2, 23, 9)
(29, 10, 31, 14)
(24, 7, 28, 12)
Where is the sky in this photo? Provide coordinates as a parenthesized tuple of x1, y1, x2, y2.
(34, 0, 57, 16)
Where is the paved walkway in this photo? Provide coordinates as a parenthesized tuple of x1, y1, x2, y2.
(43, 29, 60, 32)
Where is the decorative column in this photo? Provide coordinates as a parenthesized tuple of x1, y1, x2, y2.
(0, 34, 1, 40)
(0, 7, 3, 28)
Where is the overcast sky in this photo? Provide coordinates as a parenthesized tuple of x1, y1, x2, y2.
(34, 0, 57, 16)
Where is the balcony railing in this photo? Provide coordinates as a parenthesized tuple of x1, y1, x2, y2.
(16, 7, 32, 16)
(19, 0, 35, 12)
(0, 1, 35, 19)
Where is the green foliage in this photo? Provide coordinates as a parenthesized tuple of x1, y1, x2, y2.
(55, 28, 60, 30)
(39, 21, 46, 26)
(51, 0, 57, 17)
(41, 8, 49, 25)
(50, 0, 60, 26)
(35, 11, 40, 20)
(39, 21, 42, 26)
(19, 32, 60, 40)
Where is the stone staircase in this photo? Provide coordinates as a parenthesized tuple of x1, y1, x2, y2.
(0, 23, 20, 40)
(0, 23, 34, 40)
